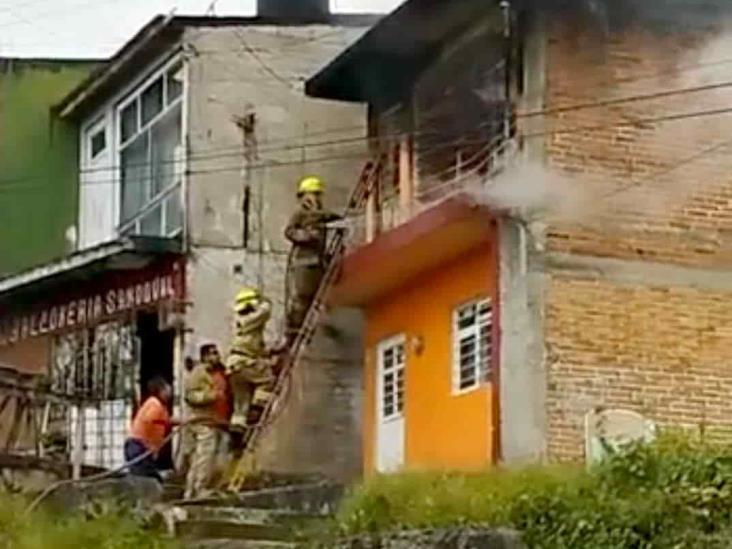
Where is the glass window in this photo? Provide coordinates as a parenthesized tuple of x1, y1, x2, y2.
(453, 298, 493, 392)
(380, 339, 405, 420)
(120, 101, 138, 144)
(140, 204, 163, 235)
(120, 133, 150, 222)
(166, 63, 184, 104)
(90, 128, 107, 160)
(117, 58, 184, 238)
(141, 77, 164, 126)
(150, 103, 182, 196)
(164, 188, 183, 236)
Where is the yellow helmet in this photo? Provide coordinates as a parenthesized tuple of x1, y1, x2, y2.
(234, 287, 259, 312)
(298, 176, 324, 195)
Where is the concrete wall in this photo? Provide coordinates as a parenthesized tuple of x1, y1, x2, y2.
(498, 10, 549, 465)
(0, 59, 96, 275)
(183, 24, 369, 479)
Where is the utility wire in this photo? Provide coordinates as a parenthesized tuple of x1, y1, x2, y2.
(5, 94, 732, 193)
(3, 79, 732, 194)
(1, 59, 730, 191)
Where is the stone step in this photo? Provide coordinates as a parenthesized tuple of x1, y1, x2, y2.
(170, 505, 316, 542)
(184, 539, 297, 549)
(173, 482, 344, 515)
(175, 518, 290, 542)
(173, 505, 317, 524)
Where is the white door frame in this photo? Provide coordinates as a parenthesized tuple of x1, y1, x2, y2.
(375, 334, 406, 473)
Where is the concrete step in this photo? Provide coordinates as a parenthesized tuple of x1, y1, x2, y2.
(170, 505, 314, 541)
(174, 482, 344, 515)
(184, 539, 296, 549)
(173, 505, 317, 524)
(176, 519, 289, 542)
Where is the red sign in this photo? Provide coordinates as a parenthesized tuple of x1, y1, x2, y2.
(0, 259, 185, 347)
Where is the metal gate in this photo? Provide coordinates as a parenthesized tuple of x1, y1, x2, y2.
(51, 320, 139, 470)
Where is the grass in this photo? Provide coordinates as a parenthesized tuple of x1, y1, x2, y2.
(329, 431, 732, 548)
(0, 493, 179, 549)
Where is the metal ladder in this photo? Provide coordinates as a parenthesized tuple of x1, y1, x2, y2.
(227, 159, 381, 492)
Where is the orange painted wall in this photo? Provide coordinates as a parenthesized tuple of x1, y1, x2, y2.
(363, 242, 498, 474)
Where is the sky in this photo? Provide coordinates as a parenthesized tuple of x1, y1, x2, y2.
(0, 0, 403, 58)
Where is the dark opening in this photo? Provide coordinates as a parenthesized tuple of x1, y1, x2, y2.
(243, 185, 251, 248)
(137, 311, 175, 470)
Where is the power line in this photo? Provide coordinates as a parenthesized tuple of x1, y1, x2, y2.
(4, 79, 732, 192)
(231, 27, 295, 89)
(23, 78, 732, 183)
(4, 99, 732, 196)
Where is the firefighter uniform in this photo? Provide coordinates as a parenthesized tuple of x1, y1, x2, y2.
(284, 176, 341, 340)
(183, 362, 225, 499)
(225, 288, 276, 432)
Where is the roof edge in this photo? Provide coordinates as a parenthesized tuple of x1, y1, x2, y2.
(0, 237, 182, 297)
(55, 14, 174, 119)
(55, 12, 381, 120)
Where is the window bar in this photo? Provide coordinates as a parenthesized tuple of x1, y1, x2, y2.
(161, 197, 167, 237)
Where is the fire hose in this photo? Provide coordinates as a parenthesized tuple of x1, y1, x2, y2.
(23, 418, 224, 517)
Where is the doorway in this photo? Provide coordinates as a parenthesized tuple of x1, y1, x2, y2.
(137, 311, 175, 469)
(376, 335, 406, 473)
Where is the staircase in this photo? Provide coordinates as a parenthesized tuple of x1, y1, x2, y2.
(164, 482, 344, 548)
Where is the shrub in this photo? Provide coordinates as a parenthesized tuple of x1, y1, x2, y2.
(0, 493, 178, 549)
(334, 431, 732, 548)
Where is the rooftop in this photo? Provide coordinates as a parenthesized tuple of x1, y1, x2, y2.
(55, 13, 381, 120)
(306, 0, 503, 104)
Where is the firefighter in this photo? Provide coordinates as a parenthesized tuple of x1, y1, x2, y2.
(284, 176, 341, 342)
(225, 287, 278, 433)
(183, 346, 230, 500)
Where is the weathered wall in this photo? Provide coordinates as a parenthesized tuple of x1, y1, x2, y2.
(183, 24, 369, 479)
(539, 14, 732, 460)
(0, 59, 96, 275)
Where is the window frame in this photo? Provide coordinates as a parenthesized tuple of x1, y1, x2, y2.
(452, 296, 494, 395)
(115, 55, 185, 236)
(85, 116, 108, 163)
(376, 334, 406, 423)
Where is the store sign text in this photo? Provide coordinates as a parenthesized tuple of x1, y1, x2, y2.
(0, 269, 182, 347)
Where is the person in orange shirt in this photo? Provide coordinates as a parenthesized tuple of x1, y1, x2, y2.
(125, 376, 177, 482)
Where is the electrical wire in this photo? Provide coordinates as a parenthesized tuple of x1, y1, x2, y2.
(232, 27, 296, 90)
(3, 75, 732, 192)
(7, 100, 731, 192)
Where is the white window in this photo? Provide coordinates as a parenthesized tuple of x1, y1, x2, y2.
(379, 338, 405, 420)
(89, 125, 107, 161)
(117, 59, 184, 238)
(453, 297, 493, 393)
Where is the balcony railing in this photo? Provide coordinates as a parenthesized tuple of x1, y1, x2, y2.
(343, 131, 519, 249)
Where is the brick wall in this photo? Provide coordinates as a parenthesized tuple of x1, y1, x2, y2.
(546, 273, 732, 461)
(540, 15, 732, 461)
(542, 17, 732, 268)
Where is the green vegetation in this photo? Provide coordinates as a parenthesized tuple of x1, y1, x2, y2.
(0, 494, 178, 549)
(334, 432, 732, 548)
